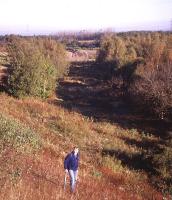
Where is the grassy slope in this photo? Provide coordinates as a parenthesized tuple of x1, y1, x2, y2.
(0, 93, 163, 200)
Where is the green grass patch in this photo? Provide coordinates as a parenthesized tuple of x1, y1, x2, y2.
(0, 113, 41, 153)
(101, 155, 124, 173)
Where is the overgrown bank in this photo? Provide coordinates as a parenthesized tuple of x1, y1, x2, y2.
(0, 93, 167, 199)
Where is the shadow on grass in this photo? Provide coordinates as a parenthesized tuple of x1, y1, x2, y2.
(101, 137, 172, 193)
(55, 61, 119, 120)
(104, 136, 164, 173)
(54, 61, 172, 192)
(102, 147, 157, 174)
(120, 137, 164, 152)
(55, 61, 172, 139)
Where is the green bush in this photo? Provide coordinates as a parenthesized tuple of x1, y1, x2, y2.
(7, 36, 68, 98)
(0, 113, 41, 152)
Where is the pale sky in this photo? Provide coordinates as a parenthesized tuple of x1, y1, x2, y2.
(0, 0, 172, 35)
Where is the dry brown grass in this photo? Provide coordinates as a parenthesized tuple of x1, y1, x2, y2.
(67, 49, 97, 62)
(0, 93, 164, 199)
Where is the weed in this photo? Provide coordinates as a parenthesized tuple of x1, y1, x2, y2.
(10, 168, 22, 184)
(92, 169, 102, 179)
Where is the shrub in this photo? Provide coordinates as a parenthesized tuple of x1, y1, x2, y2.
(7, 36, 68, 98)
(97, 34, 127, 67)
(97, 34, 137, 69)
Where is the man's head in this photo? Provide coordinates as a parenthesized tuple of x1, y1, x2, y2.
(73, 146, 79, 155)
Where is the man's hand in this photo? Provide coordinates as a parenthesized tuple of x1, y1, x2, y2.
(65, 169, 68, 174)
(76, 176, 80, 182)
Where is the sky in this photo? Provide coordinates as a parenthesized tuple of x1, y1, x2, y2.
(0, 0, 172, 35)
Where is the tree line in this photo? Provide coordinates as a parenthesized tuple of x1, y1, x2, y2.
(97, 32, 172, 120)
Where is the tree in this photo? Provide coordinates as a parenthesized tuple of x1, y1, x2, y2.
(35, 37, 69, 79)
(129, 34, 172, 119)
(97, 34, 127, 68)
(7, 37, 58, 98)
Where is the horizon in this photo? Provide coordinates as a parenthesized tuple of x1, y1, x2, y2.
(0, 0, 172, 35)
(0, 20, 171, 36)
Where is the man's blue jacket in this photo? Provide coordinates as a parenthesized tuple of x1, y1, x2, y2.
(64, 151, 79, 171)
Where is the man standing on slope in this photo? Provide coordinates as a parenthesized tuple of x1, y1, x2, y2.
(64, 147, 79, 193)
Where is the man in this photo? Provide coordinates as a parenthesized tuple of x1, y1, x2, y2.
(64, 147, 79, 193)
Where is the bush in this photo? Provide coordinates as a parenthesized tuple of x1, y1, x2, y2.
(97, 34, 137, 68)
(7, 36, 68, 98)
(97, 34, 127, 67)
